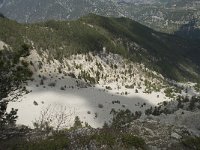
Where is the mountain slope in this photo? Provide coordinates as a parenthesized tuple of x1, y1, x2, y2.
(0, 14, 200, 82)
(0, 14, 200, 137)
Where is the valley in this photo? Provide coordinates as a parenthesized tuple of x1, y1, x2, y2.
(0, 11, 200, 149)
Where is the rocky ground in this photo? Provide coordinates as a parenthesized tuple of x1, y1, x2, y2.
(0, 119, 199, 150)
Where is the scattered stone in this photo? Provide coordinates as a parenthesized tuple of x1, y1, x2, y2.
(171, 132, 182, 139)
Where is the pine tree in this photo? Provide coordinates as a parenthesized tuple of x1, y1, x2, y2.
(0, 44, 31, 129)
(73, 116, 82, 129)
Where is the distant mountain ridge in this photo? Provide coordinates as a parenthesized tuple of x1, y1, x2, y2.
(0, 0, 200, 36)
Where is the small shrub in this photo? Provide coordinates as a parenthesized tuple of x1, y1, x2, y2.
(73, 116, 82, 129)
(102, 122, 109, 129)
(164, 88, 175, 98)
(112, 100, 120, 104)
(194, 83, 200, 92)
(33, 101, 38, 106)
(87, 111, 91, 114)
(111, 109, 140, 128)
(40, 79, 44, 85)
(60, 86, 65, 90)
(48, 82, 56, 87)
(21, 60, 29, 67)
(106, 86, 112, 90)
(37, 61, 43, 69)
(68, 73, 76, 78)
(94, 112, 98, 118)
(58, 67, 62, 74)
(125, 84, 134, 89)
(121, 134, 146, 149)
(188, 96, 199, 111)
(177, 100, 184, 109)
(85, 122, 91, 128)
(98, 104, 104, 109)
(95, 131, 116, 147)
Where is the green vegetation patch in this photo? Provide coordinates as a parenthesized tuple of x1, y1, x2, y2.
(121, 133, 146, 149)
(1, 133, 69, 150)
(182, 137, 200, 150)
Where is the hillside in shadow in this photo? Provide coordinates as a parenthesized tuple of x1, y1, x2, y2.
(174, 18, 200, 41)
(174, 18, 200, 68)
